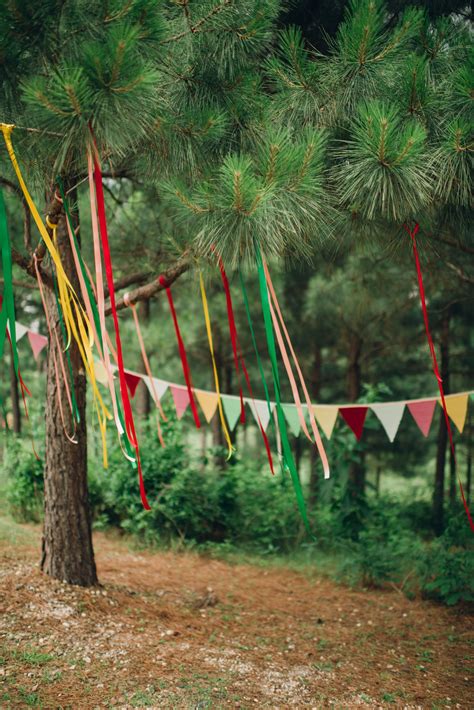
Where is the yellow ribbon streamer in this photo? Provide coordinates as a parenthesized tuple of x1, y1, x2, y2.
(1, 123, 111, 462)
(199, 272, 234, 460)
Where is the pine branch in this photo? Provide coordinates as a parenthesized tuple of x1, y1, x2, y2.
(160, 0, 232, 44)
(11, 246, 53, 289)
(106, 251, 191, 314)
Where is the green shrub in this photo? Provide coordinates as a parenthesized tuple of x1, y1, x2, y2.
(418, 513, 474, 605)
(4, 439, 44, 523)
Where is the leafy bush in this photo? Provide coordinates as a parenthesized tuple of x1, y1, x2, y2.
(418, 513, 474, 605)
(4, 439, 44, 523)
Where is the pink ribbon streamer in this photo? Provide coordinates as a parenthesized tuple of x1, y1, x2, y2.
(263, 258, 330, 479)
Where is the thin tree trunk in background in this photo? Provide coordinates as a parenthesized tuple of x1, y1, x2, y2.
(40, 192, 97, 587)
(375, 466, 381, 496)
(433, 309, 451, 536)
(10, 354, 21, 434)
(347, 335, 365, 497)
(135, 299, 151, 419)
(308, 345, 322, 506)
(466, 409, 472, 506)
(449, 442, 456, 505)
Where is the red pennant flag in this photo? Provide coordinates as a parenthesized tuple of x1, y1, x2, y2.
(124, 371, 142, 399)
(339, 406, 368, 441)
(407, 400, 436, 437)
(27, 331, 48, 360)
(170, 385, 191, 419)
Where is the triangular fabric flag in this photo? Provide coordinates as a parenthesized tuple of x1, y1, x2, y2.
(282, 403, 301, 437)
(94, 359, 110, 387)
(370, 402, 405, 442)
(442, 393, 468, 434)
(27, 331, 48, 360)
(195, 389, 219, 423)
(222, 396, 242, 431)
(14, 322, 28, 342)
(144, 376, 169, 404)
(313, 405, 339, 440)
(339, 406, 368, 441)
(170, 385, 190, 419)
(407, 399, 436, 437)
(247, 398, 273, 431)
(124, 371, 142, 399)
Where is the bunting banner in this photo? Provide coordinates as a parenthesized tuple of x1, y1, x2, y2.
(10, 316, 474, 446)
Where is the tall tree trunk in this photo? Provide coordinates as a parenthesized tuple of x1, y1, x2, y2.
(135, 299, 151, 419)
(347, 335, 365, 497)
(433, 309, 451, 536)
(449, 443, 456, 505)
(10, 354, 21, 434)
(40, 195, 97, 587)
(308, 345, 322, 506)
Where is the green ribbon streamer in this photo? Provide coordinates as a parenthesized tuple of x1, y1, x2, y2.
(254, 246, 312, 534)
(0, 188, 20, 374)
(239, 268, 274, 424)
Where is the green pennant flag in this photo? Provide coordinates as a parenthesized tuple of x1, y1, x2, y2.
(282, 403, 301, 437)
(222, 396, 242, 431)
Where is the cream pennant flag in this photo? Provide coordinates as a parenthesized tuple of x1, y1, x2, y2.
(195, 389, 219, 423)
(313, 405, 338, 440)
(13, 322, 28, 342)
(282, 403, 301, 437)
(222, 396, 243, 431)
(94, 359, 110, 387)
(370, 402, 405, 442)
(441, 393, 469, 433)
(247, 398, 273, 431)
(144, 376, 169, 404)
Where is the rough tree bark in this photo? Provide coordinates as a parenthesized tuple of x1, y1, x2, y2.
(40, 194, 98, 586)
(433, 308, 451, 536)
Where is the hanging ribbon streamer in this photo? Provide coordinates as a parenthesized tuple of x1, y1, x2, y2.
(215, 256, 274, 473)
(86, 152, 130, 466)
(216, 254, 245, 423)
(255, 247, 312, 533)
(263, 258, 330, 480)
(158, 274, 201, 429)
(239, 269, 278, 474)
(125, 295, 166, 448)
(0, 124, 110, 439)
(89, 131, 150, 509)
(199, 273, 234, 459)
(0, 190, 38, 455)
(405, 222, 473, 532)
(34, 254, 78, 443)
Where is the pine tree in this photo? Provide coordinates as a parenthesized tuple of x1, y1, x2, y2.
(0, 0, 471, 583)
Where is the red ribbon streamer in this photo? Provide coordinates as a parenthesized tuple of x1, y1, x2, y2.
(158, 275, 201, 429)
(90, 131, 150, 510)
(406, 222, 473, 532)
(214, 255, 274, 474)
(216, 255, 246, 424)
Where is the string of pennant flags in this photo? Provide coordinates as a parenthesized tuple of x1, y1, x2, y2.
(9, 319, 473, 444)
(0, 122, 472, 531)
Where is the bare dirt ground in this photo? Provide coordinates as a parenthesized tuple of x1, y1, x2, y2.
(0, 521, 472, 709)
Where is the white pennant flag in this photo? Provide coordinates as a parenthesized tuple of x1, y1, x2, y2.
(247, 398, 274, 431)
(144, 376, 169, 404)
(13, 322, 29, 342)
(370, 402, 405, 442)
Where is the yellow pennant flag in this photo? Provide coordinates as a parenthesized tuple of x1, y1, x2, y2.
(439, 394, 469, 434)
(313, 405, 339, 440)
(195, 389, 219, 423)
